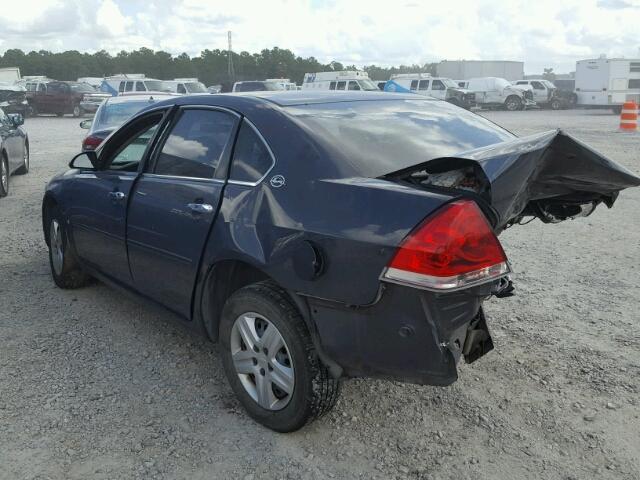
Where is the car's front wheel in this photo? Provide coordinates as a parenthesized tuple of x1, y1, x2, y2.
(72, 104, 82, 117)
(15, 143, 29, 175)
(0, 156, 8, 198)
(46, 209, 92, 289)
(505, 95, 522, 111)
(220, 281, 340, 432)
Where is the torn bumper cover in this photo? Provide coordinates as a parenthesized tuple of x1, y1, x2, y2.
(384, 129, 640, 231)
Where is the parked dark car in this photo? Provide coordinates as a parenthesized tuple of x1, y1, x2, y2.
(79, 93, 176, 151)
(42, 92, 640, 431)
(0, 85, 29, 117)
(26, 81, 110, 117)
(0, 109, 29, 197)
(232, 81, 285, 92)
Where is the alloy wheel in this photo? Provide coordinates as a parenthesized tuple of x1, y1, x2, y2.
(50, 219, 64, 275)
(230, 312, 295, 411)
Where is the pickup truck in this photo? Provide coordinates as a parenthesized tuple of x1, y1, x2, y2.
(513, 79, 576, 109)
(26, 81, 110, 117)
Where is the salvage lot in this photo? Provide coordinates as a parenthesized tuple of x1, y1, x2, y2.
(0, 109, 638, 479)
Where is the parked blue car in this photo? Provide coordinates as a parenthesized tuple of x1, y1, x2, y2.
(42, 91, 639, 431)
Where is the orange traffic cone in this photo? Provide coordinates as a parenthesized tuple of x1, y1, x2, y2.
(619, 101, 638, 131)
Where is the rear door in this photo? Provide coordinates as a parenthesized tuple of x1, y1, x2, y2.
(126, 107, 238, 317)
(68, 110, 167, 285)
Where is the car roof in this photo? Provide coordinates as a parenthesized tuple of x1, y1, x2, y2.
(172, 91, 428, 107)
(106, 93, 176, 104)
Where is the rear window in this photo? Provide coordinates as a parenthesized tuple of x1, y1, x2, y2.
(94, 100, 152, 130)
(286, 99, 513, 177)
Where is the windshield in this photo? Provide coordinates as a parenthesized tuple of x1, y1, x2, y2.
(287, 99, 513, 177)
(441, 78, 458, 88)
(357, 79, 381, 91)
(264, 82, 286, 91)
(144, 80, 169, 92)
(185, 82, 207, 93)
(494, 78, 511, 89)
(69, 82, 96, 93)
(94, 100, 152, 130)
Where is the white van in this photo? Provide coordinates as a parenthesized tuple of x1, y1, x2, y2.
(466, 77, 535, 110)
(384, 73, 476, 109)
(302, 71, 379, 91)
(163, 78, 208, 94)
(100, 75, 168, 96)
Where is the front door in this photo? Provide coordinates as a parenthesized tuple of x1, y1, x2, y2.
(127, 107, 238, 317)
(68, 111, 167, 285)
(0, 109, 21, 171)
(530, 81, 547, 103)
(430, 79, 447, 100)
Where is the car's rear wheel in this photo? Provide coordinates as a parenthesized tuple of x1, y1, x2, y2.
(550, 98, 562, 110)
(15, 143, 29, 175)
(72, 105, 82, 117)
(505, 95, 522, 111)
(0, 156, 8, 198)
(47, 208, 92, 289)
(220, 281, 340, 432)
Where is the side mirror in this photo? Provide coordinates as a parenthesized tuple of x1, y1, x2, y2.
(79, 119, 92, 129)
(7, 113, 24, 127)
(69, 150, 100, 170)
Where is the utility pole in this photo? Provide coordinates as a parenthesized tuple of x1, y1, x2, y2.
(227, 31, 235, 82)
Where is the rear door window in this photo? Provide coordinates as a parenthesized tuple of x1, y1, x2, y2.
(418, 80, 430, 91)
(336, 81, 346, 91)
(410, 80, 418, 91)
(154, 109, 235, 179)
(229, 120, 274, 184)
(125, 81, 134, 92)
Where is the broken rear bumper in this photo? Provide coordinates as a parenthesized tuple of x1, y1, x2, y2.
(308, 281, 500, 386)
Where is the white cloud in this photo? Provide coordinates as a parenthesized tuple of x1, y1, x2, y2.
(0, 0, 639, 73)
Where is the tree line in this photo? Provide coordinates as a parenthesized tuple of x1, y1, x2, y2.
(0, 47, 436, 91)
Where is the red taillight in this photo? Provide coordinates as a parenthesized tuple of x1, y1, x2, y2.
(82, 135, 103, 151)
(383, 200, 509, 290)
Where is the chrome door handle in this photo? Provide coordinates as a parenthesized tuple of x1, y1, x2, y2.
(187, 203, 213, 214)
(109, 191, 126, 201)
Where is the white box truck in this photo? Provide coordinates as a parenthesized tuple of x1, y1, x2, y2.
(575, 57, 640, 113)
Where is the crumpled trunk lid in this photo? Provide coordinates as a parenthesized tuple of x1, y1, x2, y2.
(382, 129, 640, 231)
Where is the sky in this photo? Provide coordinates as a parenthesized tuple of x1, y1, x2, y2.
(0, 0, 639, 74)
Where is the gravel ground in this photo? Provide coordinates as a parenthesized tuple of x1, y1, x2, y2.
(1, 109, 638, 480)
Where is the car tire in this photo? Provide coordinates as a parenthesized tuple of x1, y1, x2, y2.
(15, 143, 29, 175)
(550, 99, 562, 110)
(46, 207, 92, 289)
(72, 105, 82, 117)
(219, 280, 341, 432)
(0, 156, 8, 198)
(505, 96, 522, 111)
